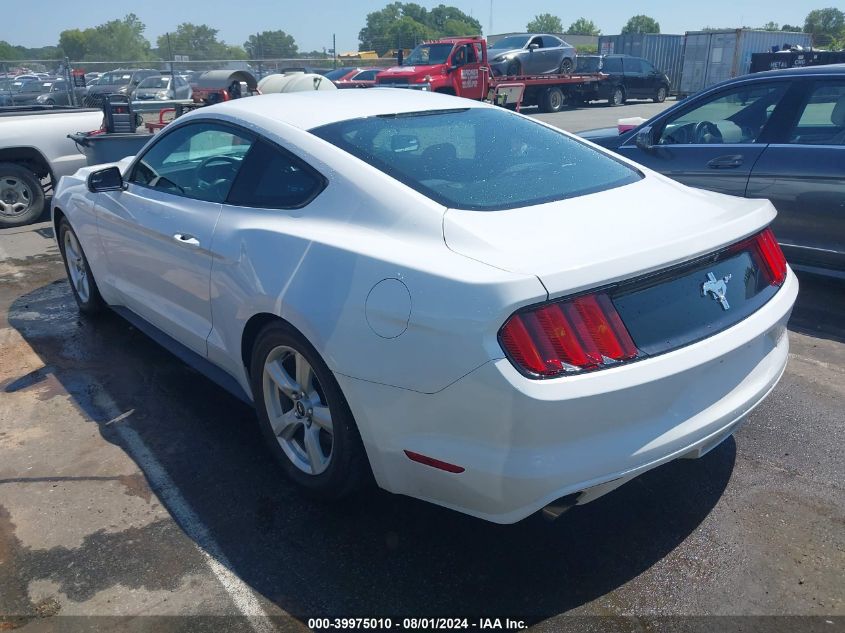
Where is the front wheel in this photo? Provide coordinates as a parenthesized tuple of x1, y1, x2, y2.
(0, 162, 45, 228)
(654, 86, 667, 103)
(58, 217, 105, 315)
(251, 322, 370, 498)
(506, 60, 521, 77)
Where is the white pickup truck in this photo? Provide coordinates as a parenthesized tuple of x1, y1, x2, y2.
(0, 106, 103, 228)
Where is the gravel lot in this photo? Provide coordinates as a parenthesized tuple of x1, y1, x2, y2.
(0, 105, 843, 631)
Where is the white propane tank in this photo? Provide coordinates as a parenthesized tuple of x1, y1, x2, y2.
(258, 72, 337, 93)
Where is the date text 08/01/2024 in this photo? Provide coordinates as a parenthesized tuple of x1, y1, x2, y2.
(307, 618, 527, 630)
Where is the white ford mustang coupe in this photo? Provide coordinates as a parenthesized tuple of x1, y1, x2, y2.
(53, 90, 797, 523)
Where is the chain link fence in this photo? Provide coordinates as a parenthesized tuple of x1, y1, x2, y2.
(0, 55, 406, 108)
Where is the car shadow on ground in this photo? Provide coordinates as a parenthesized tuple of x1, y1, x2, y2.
(5, 279, 736, 622)
(788, 271, 845, 344)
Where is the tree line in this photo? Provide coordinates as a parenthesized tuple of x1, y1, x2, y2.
(1, 5, 843, 63)
(0, 14, 307, 62)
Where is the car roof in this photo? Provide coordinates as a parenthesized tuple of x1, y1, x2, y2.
(197, 88, 491, 131)
(742, 63, 845, 80)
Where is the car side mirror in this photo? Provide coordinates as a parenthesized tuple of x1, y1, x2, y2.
(87, 166, 125, 192)
(528, 43, 539, 50)
(635, 126, 656, 151)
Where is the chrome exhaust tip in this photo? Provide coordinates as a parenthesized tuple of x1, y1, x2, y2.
(540, 492, 580, 522)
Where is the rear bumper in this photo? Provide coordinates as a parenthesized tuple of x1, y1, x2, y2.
(338, 270, 798, 523)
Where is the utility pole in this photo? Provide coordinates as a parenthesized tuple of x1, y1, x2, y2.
(489, 0, 493, 35)
(166, 32, 175, 76)
(333, 33, 337, 69)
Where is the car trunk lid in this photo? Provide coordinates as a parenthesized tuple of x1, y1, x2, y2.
(443, 175, 776, 300)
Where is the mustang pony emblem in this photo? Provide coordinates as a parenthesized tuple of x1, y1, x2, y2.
(702, 272, 732, 310)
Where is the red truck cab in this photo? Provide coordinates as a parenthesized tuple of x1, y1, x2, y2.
(375, 37, 488, 99)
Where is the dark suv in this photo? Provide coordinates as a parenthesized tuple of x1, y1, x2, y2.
(84, 69, 161, 107)
(576, 54, 670, 106)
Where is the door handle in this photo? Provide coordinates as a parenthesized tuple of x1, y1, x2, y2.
(707, 155, 744, 169)
(173, 233, 200, 247)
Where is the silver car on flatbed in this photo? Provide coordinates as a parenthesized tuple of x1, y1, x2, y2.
(489, 34, 577, 77)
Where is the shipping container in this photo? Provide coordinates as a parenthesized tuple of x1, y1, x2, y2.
(750, 50, 845, 73)
(679, 29, 813, 96)
(597, 34, 684, 92)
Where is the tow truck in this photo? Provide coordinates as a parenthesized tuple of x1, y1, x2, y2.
(374, 36, 607, 112)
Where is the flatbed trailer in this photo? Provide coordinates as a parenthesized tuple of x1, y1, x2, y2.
(374, 36, 608, 112)
(485, 72, 607, 112)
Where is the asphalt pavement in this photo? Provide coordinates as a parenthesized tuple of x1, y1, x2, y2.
(0, 116, 843, 630)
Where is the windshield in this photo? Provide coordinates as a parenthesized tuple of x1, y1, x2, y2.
(490, 36, 530, 50)
(576, 57, 601, 73)
(99, 72, 133, 86)
(324, 68, 355, 80)
(138, 77, 170, 89)
(404, 43, 454, 66)
(311, 108, 640, 211)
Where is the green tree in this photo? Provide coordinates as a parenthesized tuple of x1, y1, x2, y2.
(58, 14, 152, 62)
(568, 18, 601, 36)
(0, 41, 21, 60)
(244, 30, 298, 58)
(358, 3, 481, 56)
(621, 15, 660, 34)
(803, 7, 845, 46)
(158, 23, 234, 60)
(58, 29, 87, 60)
(526, 13, 563, 33)
(84, 14, 152, 61)
(781, 24, 801, 32)
(760, 21, 780, 31)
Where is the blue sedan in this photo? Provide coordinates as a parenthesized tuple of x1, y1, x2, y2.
(579, 64, 845, 277)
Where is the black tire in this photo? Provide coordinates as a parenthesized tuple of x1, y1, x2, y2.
(506, 59, 521, 77)
(559, 58, 573, 75)
(250, 321, 370, 499)
(608, 85, 625, 107)
(0, 162, 45, 228)
(654, 85, 668, 103)
(540, 86, 565, 113)
(58, 217, 105, 315)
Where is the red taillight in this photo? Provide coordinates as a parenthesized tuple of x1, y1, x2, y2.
(500, 292, 640, 378)
(755, 228, 787, 286)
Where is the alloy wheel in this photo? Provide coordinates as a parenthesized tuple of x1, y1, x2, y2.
(63, 230, 90, 302)
(262, 345, 334, 475)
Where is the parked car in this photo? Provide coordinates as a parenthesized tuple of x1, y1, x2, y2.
(5, 79, 52, 105)
(489, 34, 576, 76)
(579, 64, 845, 276)
(332, 67, 381, 88)
(575, 54, 670, 105)
(52, 90, 796, 523)
(132, 74, 192, 101)
(35, 79, 85, 105)
(323, 67, 361, 80)
(0, 106, 104, 226)
(84, 69, 160, 107)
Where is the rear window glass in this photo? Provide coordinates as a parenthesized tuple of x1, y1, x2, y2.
(311, 108, 640, 211)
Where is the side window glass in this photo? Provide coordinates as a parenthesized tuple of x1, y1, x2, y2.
(788, 81, 845, 145)
(355, 70, 377, 81)
(466, 44, 478, 63)
(130, 122, 254, 203)
(227, 140, 325, 209)
(603, 57, 622, 73)
(530, 37, 543, 49)
(658, 83, 788, 145)
(543, 36, 562, 48)
(642, 61, 655, 73)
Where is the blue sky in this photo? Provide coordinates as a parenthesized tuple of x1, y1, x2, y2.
(12, 0, 810, 53)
